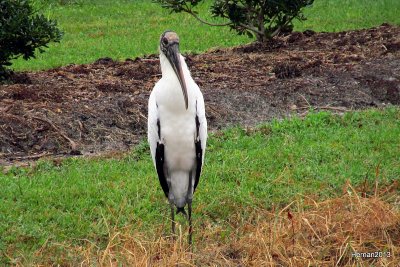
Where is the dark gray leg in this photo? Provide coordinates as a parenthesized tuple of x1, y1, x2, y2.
(170, 203, 175, 237)
(186, 171, 194, 245)
(188, 202, 193, 245)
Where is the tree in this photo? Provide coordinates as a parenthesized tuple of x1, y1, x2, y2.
(155, 0, 313, 42)
(0, 0, 63, 81)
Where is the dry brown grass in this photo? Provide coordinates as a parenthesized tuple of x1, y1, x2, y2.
(20, 183, 400, 266)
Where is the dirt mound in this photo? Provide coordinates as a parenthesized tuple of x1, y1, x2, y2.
(1, 24, 399, 164)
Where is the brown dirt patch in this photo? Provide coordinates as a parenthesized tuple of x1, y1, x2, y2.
(1, 24, 400, 164)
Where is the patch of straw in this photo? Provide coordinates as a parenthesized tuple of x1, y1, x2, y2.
(13, 183, 400, 266)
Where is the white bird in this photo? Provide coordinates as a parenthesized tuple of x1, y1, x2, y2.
(147, 31, 207, 244)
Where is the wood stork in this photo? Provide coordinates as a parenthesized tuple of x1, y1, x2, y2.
(147, 31, 207, 244)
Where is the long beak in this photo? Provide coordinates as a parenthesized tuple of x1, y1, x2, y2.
(166, 44, 188, 109)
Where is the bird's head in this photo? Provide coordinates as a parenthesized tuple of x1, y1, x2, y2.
(159, 30, 188, 109)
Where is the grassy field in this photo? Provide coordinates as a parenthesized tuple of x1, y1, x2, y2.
(11, 0, 400, 71)
(3, 0, 400, 264)
(1, 108, 399, 264)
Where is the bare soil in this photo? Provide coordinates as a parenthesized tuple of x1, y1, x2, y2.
(1, 24, 399, 165)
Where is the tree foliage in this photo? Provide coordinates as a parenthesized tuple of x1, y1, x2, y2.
(0, 0, 63, 81)
(155, 0, 313, 42)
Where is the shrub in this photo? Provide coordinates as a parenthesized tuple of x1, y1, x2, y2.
(0, 0, 63, 81)
(155, 0, 314, 42)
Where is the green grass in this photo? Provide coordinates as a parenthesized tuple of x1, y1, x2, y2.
(1, 108, 399, 264)
(300, 0, 400, 32)
(11, 0, 400, 71)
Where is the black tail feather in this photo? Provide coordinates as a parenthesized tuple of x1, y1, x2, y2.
(176, 207, 187, 216)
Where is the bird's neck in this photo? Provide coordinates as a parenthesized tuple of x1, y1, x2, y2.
(159, 53, 174, 77)
(159, 52, 190, 79)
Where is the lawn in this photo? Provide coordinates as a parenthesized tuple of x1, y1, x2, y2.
(1, 108, 399, 264)
(2, 0, 400, 264)
(11, 0, 400, 71)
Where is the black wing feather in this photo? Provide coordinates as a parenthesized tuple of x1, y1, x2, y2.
(155, 142, 169, 197)
(194, 139, 202, 191)
(194, 110, 203, 191)
(155, 118, 169, 198)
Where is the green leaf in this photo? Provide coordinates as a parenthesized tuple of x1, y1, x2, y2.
(0, 0, 63, 81)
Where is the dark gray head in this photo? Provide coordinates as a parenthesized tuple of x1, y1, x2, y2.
(160, 30, 180, 55)
(159, 30, 188, 109)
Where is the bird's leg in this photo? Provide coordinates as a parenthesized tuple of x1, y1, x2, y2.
(170, 203, 176, 238)
(188, 201, 193, 246)
(186, 171, 194, 245)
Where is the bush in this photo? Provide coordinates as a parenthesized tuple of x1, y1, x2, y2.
(0, 0, 62, 81)
(155, 0, 313, 42)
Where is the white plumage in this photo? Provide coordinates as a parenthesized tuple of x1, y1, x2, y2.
(147, 31, 207, 244)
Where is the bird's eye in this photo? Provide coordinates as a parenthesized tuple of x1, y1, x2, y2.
(162, 37, 168, 45)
